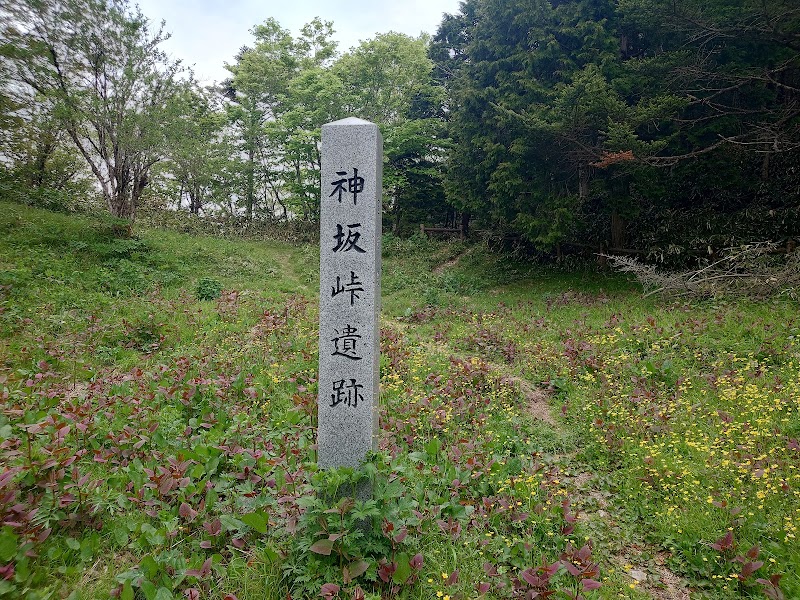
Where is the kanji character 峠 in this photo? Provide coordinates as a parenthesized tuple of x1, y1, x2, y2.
(331, 271, 365, 306)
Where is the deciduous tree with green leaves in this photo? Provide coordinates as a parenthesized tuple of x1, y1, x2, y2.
(159, 83, 233, 215)
(335, 32, 449, 233)
(223, 25, 448, 228)
(2, 0, 182, 220)
(223, 18, 299, 221)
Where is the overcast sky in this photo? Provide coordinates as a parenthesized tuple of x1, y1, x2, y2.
(134, 0, 464, 85)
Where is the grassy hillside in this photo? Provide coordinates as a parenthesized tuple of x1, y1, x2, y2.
(1, 202, 798, 600)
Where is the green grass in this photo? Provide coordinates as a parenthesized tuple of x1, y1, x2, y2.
(1, 201, 798, 599)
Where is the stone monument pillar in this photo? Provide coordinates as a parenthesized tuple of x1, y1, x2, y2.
(318, 117, 382, 472)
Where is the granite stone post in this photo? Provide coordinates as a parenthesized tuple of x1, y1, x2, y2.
(318, 117, 382, 475)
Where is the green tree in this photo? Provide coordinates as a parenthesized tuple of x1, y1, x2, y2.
(272, 66, 346, 221)
(442, 0, 591, 249)
(334, 33, 449, 233)
(0, 94, 92, 210)
(0, 51, 24, 166)
(334, 32, 433, 126)
(224, 17, 338, 221)
(159, 83, 232, 215)
(267, 19, 340, 222)
(223, 24, 450, 228)
(580, 0, 800, 252)
(2, 0, 182, 220)
(223, 19, 297, 221)
(439, 0, 799, 253)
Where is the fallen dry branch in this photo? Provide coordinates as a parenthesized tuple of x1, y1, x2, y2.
(602, 242, 800, 299)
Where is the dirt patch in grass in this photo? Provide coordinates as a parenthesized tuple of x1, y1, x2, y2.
(432, 248, 471, 275)
(505, 375, 556, 425)
(646, 553, 691, 600)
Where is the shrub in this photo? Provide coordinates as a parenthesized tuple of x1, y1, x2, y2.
(195, 277, 223, 301)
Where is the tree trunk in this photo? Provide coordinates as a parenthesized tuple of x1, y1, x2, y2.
(393, 205, 402, 235)
(578, 164, 590, 200)
(245, 142, 255, 221)
(109, 194, 135, 220)
(189, 187, 201, 214)
(277, 198, 288, 222)
(461, 212, 470, 238)
(611, 211, 626, 249)
(109, 176, 134, 219)
(108, 167, 147, 222)
(265, 173, 287, 222)
(30, 138, 55, 187)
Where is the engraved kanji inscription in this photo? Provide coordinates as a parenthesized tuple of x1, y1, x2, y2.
(332, 223, 366, 253)
(331, 324, 362, 360)
(329, 167, 365, 204)
(330, 378, 364, 408)
(331, 271, 364, 306)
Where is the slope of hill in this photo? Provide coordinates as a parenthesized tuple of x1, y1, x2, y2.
(1, 202, 798, 599)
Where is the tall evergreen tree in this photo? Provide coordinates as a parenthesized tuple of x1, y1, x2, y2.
(438, 0, 799, 254)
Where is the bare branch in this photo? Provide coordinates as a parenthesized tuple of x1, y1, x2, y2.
(603, 242, 800, 299)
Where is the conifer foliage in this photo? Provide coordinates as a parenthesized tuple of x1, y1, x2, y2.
(434, 0, 800, 254)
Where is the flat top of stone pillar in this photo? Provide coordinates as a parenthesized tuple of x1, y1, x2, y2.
(324, 117, 375, 127)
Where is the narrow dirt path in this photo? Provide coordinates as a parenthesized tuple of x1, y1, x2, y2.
(386, 319, 558, 427)
(271, 249, 312, 292)
(382, 317, 557, 426)
(503, 374, 557, 425)
(432, 248, 472, 275)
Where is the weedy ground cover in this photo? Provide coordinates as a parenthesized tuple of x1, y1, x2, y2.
(1, 201, 798, 599)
